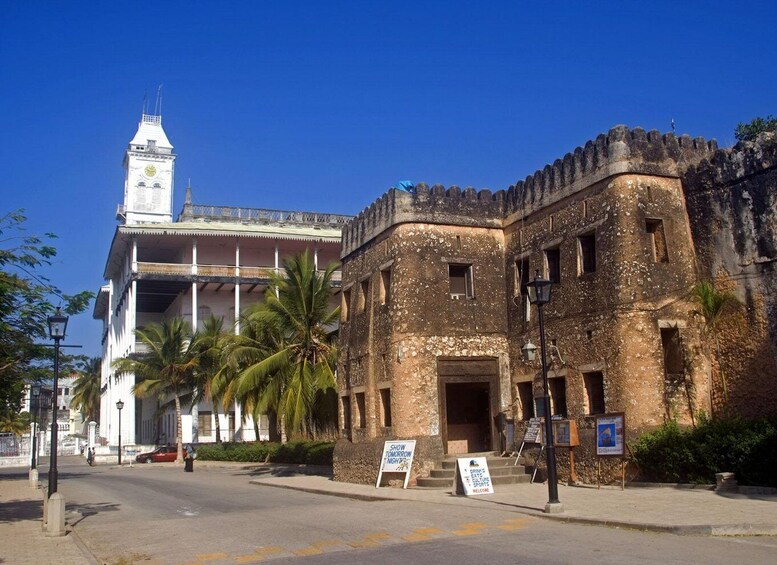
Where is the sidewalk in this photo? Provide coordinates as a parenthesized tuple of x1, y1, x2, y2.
(0, 476, 92, 564)
(247, 470, 777, 536)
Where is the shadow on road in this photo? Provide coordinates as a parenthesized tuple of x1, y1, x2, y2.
(68, 501, 121, 526)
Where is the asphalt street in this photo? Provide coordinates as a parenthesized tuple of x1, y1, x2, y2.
(16, 457, 777, 564)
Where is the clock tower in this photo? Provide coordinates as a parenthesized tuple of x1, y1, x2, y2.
(119, 113, 175, 225)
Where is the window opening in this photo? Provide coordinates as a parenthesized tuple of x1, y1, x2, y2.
(342, 289, 351, 321)
(449, 264, 474, 299)
(359, 279, 369, 312)
(516, 258, 531, 322)
(646, 219, 669, 263)
(583, 372, 605, 415)
(341, 396, 351, 430)
(549, 377, 567, 417)
(578, 233, 596, 274)
(517, 382, 535, 421)
(661, 328, 684, 375)
(545, 247, 561, 283)
(379, 388, 392, 427)
(355, 392, 366, 428)
(198, 411, 213, 436)
(380, 268, 391, 305)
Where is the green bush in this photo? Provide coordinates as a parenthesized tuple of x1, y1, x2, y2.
(196, 440, 334, 465)
(629, 415, 777, 487)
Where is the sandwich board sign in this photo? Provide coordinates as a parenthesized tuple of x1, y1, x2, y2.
(376, 440, 416, 489)
(456, 457, 495, 496)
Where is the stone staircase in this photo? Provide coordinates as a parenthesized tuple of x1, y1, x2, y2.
(415, 451, 531, 489)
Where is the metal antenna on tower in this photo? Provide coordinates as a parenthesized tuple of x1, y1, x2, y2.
(154, 84, 163, 117)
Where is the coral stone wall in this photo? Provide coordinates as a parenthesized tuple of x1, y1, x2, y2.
(682, 138, 777, 418)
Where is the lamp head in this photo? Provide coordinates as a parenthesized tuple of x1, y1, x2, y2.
(526, 271, 552, 306)
(47, 308, 69, 340)
(522, 340, 538, 362)
(116, 400, 125, 411)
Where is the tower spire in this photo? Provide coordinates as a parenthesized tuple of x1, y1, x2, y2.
(154, 84, 163, 117)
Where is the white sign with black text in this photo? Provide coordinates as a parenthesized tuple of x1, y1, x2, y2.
(376, 440, 416, 489)
(457, 457, 495, 496)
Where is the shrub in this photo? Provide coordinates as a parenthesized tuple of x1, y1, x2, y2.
(196, 440, 335, 465)
(629, 415, 777, 487)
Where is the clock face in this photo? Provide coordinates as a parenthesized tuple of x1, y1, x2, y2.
(144, 164, 157, 178)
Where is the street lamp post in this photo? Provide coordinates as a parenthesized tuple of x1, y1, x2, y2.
(30, 385, 41, 470)
(116, 400, 124, 466)
(47, 308, 68, 497)
(526, 271, 563, 514)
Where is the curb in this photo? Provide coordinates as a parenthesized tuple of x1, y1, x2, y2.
(249, 479, 777, 537)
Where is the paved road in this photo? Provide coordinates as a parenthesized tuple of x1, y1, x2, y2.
(23, 459, 777, 564)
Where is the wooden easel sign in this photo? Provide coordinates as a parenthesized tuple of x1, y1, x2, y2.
(375, 440, 416, 489)
(456, 457, 494, 496)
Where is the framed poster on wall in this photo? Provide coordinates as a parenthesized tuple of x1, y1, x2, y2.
(595, 413, 625, 457)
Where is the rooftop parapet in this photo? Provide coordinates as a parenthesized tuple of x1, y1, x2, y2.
(341, 126, 718, 257)
(178, 202, 353, 229)
(341, 183, 506, 258)
(682, 133, 776, 191)
(503, 125, 717, 223)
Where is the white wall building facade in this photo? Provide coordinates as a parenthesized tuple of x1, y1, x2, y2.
(94, 112, 351, 449)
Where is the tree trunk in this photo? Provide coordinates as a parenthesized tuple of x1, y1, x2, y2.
(267, 409, 281, 442)
(214, 403, 221, 444)
(174, 395, 184, 463)
(191, 388, 199, 444)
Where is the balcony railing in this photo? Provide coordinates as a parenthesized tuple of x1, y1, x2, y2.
(135, 262, 341, 282)
(178, 204, 353, 227)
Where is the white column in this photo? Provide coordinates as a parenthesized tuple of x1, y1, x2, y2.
(235, 239, 241, 334)
(234, 400, 243, 441)
(314, 243, 319, 271)
(192, 238, 198, 275)
(274, 242, 279, 272)
(131, 237, 138, 273)
(192, 283, 198, 330)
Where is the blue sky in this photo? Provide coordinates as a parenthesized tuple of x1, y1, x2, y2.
(1, 1, 775, 357)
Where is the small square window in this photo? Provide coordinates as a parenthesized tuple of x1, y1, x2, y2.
(583, 372, 605, 415)
(380, 268, 391, 305)
(544, 247, 561, 283)
(578, 233, 596, 275)
(449, 264, 474, 299)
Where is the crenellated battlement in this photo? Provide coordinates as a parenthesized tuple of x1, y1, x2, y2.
(341, 126, 718, 258)
(683, 134, 776, 191)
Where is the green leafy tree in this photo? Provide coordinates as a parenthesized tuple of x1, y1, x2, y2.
(192, 316, 232, 443)
(113, 318, 198, 463)
(691, 280, 742, 415)
(229, 251, 339, 439)
(735, 115, 777, 142)
(70, 357, 102, 424)
(0, 210, 92, 424)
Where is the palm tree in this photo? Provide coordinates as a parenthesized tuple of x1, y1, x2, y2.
(0, 409, 30, 451)
(113, 318, 198, 463)
(230, 251, 339, 439)
(192, 316, 231, 443)
(71, 357, 102, 424)
(691, 280, 742, 415)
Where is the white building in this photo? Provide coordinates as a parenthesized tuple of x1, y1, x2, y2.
(93, 112, 351, 449)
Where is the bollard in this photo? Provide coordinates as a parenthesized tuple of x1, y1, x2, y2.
(29, 468, 39, 489)
(46, 492, 66, 537)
